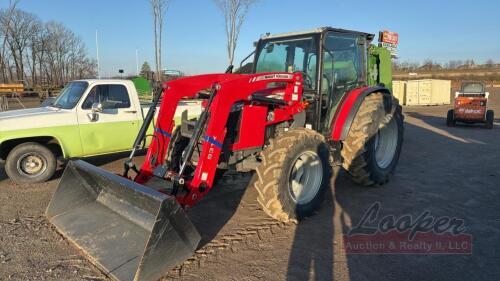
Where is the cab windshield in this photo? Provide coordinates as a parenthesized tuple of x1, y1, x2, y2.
(462, 83, 484, 93)
(255, 37, 318, 89)
(51, 81, 89, 109)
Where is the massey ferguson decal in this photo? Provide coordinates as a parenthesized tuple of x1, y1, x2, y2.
(250, 73, 294, 82)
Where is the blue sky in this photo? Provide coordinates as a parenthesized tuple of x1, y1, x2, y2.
(6, 0, 500, 76)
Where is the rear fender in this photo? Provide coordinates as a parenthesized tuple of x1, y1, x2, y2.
(331, 86, 393, 141)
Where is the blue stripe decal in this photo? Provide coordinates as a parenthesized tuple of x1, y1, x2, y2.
(203, 136, 223, 148)
(154, 127, 172, 138)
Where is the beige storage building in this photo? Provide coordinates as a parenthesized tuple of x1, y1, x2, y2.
(404, 79, 451, 106)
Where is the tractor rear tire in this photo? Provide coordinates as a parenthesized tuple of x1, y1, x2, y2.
(485, 110, 494, 129)
(341, 93, 404, 186)
(253, 128, 331, 223)
(447, 109, 456, 127)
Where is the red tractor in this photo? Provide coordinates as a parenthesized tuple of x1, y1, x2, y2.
(46, 27, 404, 281)
(447, 81, 494, 129)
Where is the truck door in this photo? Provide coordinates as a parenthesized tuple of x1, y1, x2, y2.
(77, 83, 139, 155)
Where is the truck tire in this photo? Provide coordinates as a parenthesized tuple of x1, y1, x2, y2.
(341, 93, 404, 186)
(5, 142, 57, 184)
(485, 110, 494, 129)
(253, 128, 331, 223)
(447, 109, 456, 127)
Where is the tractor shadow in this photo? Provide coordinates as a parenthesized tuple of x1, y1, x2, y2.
(286, 168, 336, 281)
(330, 113, 499, 280)
(185, 171, 252, 248)
(286, 109, 500, 280)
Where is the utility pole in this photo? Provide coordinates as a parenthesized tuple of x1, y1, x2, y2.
(96, 30, 101, 79)
(136, 49, 139, 76)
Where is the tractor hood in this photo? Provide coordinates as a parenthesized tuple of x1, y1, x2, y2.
(0, 106, 74, 133)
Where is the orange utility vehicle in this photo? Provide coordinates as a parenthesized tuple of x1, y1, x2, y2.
(447, 82, 494, 129)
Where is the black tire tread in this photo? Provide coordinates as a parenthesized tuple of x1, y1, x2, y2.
(341, 93, 403, 186)
(253, 128, 327, 223)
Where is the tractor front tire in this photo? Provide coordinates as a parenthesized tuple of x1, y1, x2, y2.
(341, 93, 404, 186)
(253, 129, 331, 223)
(447, 109, 456, 127)
(485, 110, 494, 129)
(5, 142, 57, 184)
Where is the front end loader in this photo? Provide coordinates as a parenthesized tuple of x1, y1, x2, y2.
(46, 27, 404, 281)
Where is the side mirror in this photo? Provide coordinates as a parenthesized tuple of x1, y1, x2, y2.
(485, 92, 490, 99)
(91, 102, 103, 113)
(455, 92, 460, 98)
(87, 102, 102, 122)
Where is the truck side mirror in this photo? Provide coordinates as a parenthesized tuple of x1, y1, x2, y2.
(87, 102, 103, 122)
(91, 102, 103, 113)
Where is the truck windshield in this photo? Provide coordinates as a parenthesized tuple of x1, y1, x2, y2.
(255, 37, 318, 89)
(51, 81, 89, 109)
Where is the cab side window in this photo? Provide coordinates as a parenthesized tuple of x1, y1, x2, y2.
(322, 33, 364, 95)
(82, 85, 131, 110)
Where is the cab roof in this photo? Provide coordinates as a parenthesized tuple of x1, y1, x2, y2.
(260, 27, 375, 41)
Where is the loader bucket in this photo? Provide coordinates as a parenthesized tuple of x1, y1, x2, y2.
(46, 160, 201, 281)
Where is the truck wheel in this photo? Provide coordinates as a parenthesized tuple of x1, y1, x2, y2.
(5, 142, 57, 184)
(341, 93, 404, 186)
(485, 110, 494, 129)
(253, 129, 331, 223)
(447, 109, 456, 127)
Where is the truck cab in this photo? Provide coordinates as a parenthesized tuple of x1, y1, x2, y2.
(0, 79, 201, 183)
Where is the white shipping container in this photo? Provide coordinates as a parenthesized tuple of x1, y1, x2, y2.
(405, 81, 419, 106)
(392, 81, 406, 105)
(404, 79, 451, 106)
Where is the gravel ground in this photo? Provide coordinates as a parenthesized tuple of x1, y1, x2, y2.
(1, 89, 499, 281)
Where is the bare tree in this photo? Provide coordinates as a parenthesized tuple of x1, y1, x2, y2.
(213, 0, 257, 67)
(0, 6, 96, 86)
(150, 0, 169, 81)
(485, 59, 495, 68)
(0, 0, 18, 82)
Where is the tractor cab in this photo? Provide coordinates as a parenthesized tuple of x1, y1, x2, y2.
(250, 27, 391, 134)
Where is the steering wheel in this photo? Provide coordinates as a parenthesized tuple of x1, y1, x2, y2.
(296, 71, 313, 89)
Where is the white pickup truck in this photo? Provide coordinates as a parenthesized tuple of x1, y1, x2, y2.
(0, 79, 201, 184)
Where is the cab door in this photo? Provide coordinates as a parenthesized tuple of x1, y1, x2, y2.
(319, 32, 367, 133)
(76, 83, 140, 156)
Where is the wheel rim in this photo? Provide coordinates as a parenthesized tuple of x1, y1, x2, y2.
(17, 153, 47, 178)
(374, 117, 399, 169)
(288, 151, 323, 205)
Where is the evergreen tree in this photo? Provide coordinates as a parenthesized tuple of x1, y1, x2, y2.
(140, 61, 152, 78)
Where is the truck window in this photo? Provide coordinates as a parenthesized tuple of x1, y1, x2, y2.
(51, 81, 88, 109)
(82, 84, 131, 109)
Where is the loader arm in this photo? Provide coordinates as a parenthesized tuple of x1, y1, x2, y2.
(137, 72, 304, 207)
(136, 74, 241, 181)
